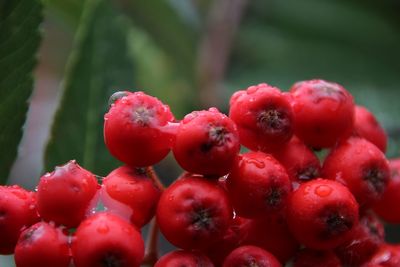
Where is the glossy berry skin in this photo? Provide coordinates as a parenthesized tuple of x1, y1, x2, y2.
(37, 160, 99, 228)
(14, 222, 70, 267)
(102, 165, 161, 227)
(226, 151, 291, 218)
(72, 212, 144, 267)
(286, 179, 359, 250)
(374, 158, 400, 223)
(322, 137, 390, 207)
(272, 136, 321, 187)
(293, 249, 341, 267)
(104, 91, 176, 167)
(243, 215, 299, 263)
(0, 185, 38, 254)
(335, 212, 384, 266)
(156, 173, 233, 250)
(290, 79, 354, 148)
(354, 105, 387, 153)
(362, 244, 400, 267)
(155, 250, 214, 267)
(222, 245, 281, 267)
(229, 83, 294, 152)
(173, 108, 240, 177)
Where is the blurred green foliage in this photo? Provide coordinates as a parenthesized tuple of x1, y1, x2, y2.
(0, 0, 42, 183)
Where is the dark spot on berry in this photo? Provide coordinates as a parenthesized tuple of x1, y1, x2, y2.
(132, 107, 153, 126)
(200, 142, 213, 153)
(297, 166, 319, 181)
(0, 210, 5, 219)
(363, 166, 387, 194)
(191, 207, 214, 231)
(265, 186, 286, 208)
(100, 252, 125, 267)
(135, 167, 147, 176)
(257, 108, 290, 134)
(320, 211, 353, 239)
(108, 91, 128, 107)
(20, 227, 38, 244)
(209, 126, 230, 146)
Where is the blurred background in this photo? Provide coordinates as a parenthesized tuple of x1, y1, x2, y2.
(2, 0, 400, 265)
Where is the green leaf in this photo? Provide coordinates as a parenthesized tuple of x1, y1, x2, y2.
(44, 0, 136, 176)
(0, 0, 43, 184)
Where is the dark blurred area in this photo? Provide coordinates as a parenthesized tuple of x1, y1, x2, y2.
(2, 0, 400, 265)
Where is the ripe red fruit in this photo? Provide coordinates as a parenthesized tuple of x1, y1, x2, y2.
(362, 244, 400, 267)
(155, 250, 214, 267)
(335, 212, 384, 266)
(226, 151, 291, 218)
(156, 173, 233, 250)
(322, 137, 390, 207)
(104, 91, 176, 167)
(272, 136, 321, 186)
(72, 212, 144, 267)
(37, 160, 99, 228)
(290, 79, 354, 148)
(286, 179, 359, 250)
(14, 222, 70, 267)
(229, 83, 294, 152)
(373, 158, 400, 223)
(173, 108, 240, 177)
(293, 248, 341, 267)
(222, 245, 281, 267)
(243, 215, 300, 263)
(354, 105, 387, 152)
(0, 185, 38, 254)
(102, 165, 161, 227)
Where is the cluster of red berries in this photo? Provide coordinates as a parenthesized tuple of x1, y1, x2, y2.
(1, 79, 400, 266)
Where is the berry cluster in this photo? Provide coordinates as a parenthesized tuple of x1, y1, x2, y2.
(1, 79, 400, 266)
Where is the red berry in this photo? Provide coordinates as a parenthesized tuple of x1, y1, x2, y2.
(354, 105, 387, 152)
(335, 212, 384, 266)
(14, 222, 70, 267)
(226, 151, 291, 218)
(37, 160, 99, 228)
(373, 158, 400, 223)
(290, 79, 354, 148)
(286, 179, 359, 250)
(104, 91, 176, 167)
(322, 137, 390, 207)
(362, 244, 400, 267)
(293, 248, 341, 267)
(155, 250, 214, 267)
(229, 83, 294, 152)
(0, 185, 38, 254)
(156, 173, 233, 250)
(102, 165, 161, 227)
(272, 136, 321, 186)
(222, 245, 281, 267)
(172, 108, 240, 177)
(243, 215, 299, 263)
(72, 212, 144, 267)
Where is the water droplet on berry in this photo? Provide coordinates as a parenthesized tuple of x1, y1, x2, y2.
(245, 158, 265, 169)
(315, 185, 333, 197)
(97, 223, 109, 234)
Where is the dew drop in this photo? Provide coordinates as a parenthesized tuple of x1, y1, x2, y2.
(315, 185, 333, 197)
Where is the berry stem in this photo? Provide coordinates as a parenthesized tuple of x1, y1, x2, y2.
(142, 218, 159, 265)
(145, 167, 165, 191)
